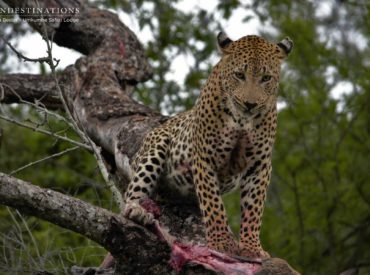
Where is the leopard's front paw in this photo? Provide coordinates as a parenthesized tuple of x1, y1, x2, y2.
(123, 201, 154, 225)
(208, 235, 239, 256)
(239, 245, 270, 259)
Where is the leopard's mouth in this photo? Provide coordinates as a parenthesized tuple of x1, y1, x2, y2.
(221, 89, 266, 117)
(239, 102, 266, 117)
(232, 98, 265, 118)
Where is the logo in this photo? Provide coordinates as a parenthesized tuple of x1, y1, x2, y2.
(0, 7, 80, 23)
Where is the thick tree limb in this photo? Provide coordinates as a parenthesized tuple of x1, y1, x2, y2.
(1, 0, 167, 189)
(0, 173, 299, 274)
(0, 172, 119, 248)
(0, 74, 61, 108)
(2, 0, 166, 161)
(0, 173, 217, 274)
(0, 172, 173, 274)
(3, 0, 152, 82)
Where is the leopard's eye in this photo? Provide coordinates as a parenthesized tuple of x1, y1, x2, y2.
(261, 75, 272, 83)
(234, 71, 246, 81)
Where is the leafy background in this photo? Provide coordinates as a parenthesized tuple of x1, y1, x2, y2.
(0, 0, 369, 274)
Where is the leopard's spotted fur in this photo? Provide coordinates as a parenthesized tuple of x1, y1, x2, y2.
(124, 32, 293, 258)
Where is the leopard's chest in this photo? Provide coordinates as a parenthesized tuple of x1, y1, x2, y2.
(163, 121, 250, 196)
(164, 155, 242, 196)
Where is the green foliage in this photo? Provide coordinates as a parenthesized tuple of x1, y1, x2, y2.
(0, 108, 111, 272)
(1, 0, 369, 274)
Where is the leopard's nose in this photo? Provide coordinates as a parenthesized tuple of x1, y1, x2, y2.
(245, 102, 257, 111)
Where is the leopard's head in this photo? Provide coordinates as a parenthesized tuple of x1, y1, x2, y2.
(216, 32, 293, 117)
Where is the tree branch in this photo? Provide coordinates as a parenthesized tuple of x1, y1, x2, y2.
(0, 172, 116, 246)
(0, 114, 91, 151)
(0, 173, 299, 274)
(1, 0, 165, 159)
(0, 37, 51, 64)
(9, 146, 80, 175)
(0, 74, 62, 108)
(0, 172, 174, 273)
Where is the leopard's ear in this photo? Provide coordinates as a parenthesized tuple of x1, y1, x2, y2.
(277, 37, 293, 58)
(217, 32, 233, 54)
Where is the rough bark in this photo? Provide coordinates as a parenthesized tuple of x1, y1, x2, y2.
(0, 173, 299, 275)
(0, 0, 299, 274)
(0, 74, 62, 108)
(0, 173, 171, 274)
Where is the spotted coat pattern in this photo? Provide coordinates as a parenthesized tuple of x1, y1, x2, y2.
(124, 33, 293, 258)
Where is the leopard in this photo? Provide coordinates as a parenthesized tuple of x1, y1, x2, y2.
(123, 32, 293, 259)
